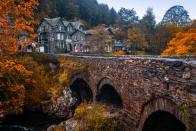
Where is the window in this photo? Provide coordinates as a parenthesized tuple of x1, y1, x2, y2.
(61, 34, 64, 40)
(81, 36, 84, 41)
(39, 27, 42, 32)
(57, 33, 61, 40)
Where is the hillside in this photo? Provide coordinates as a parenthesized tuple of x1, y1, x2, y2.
(38, 0, 118, 26)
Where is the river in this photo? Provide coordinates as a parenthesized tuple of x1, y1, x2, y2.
(0, 111, 65, 131)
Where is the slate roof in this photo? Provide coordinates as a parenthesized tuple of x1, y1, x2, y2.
(44, 17, 61, 27)
(63, 20, 70, 26)
(71, 21, 84, 29)
(63, 20, 83, 29)
(71, 29, 85, 36)
(43, 17, 84, 30)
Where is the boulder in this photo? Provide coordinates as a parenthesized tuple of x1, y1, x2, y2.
(42, 88, 77, 118)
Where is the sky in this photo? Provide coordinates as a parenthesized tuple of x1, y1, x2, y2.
(97, 0, 196, 22)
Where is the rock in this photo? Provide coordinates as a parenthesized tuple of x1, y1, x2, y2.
(47, 118, 78, 131)
(0, 102, 5, 124)
(183, 72, 191, 79)
(65, 119, 78, 131)
(0, 114, 4, 124)
(42, 88, 77, 118)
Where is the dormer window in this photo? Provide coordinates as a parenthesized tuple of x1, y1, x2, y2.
(61, 34, 64, 40)
(81, 36, 84, 41)
(59, 26, 63, 31)
(67, 25, 72, 32)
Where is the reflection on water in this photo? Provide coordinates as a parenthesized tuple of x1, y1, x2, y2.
(0, 111, 65, 131)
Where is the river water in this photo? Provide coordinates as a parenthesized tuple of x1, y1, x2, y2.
(0, 111, 65, 131)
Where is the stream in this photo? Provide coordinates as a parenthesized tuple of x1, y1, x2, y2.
(0, 111, 65, 131)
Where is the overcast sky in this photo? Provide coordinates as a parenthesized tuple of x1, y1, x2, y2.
(97, 0, 196, 22)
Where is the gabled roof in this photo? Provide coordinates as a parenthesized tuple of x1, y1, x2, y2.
(63, 20, 70, 26)
(71, 21, 84, 29)
(63, 20, 84, 29)
(44, 17, 61, 27)
(71, 29, 85, 36)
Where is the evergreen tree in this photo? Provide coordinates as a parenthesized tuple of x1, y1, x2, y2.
(110, 8, 118, 25)
(118, 8, 139, 26)
(140, 8, 156, 33)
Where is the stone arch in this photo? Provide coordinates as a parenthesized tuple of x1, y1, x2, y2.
(138, 98, 186, 131)
(70, 78, 93, 105)
(96, 77, 123, 108)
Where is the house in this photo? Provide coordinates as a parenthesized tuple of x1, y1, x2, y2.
(18, 31, 40, 52)
(112, 40, 127, 51)
(71, 30, 86, 52)
(37, 17, 86, 54)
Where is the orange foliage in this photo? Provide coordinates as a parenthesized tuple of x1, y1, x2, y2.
(114, 50, 127, 56)
(0, 0, 38, 53)
(0, 59, 32, 114)
(162, 28, 196, 56)
(0, 0, 38, 114)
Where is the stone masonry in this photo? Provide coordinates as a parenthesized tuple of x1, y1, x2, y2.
(64, 55, 196, 131)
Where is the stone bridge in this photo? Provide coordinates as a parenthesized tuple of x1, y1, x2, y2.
(64, 55, 196, 131)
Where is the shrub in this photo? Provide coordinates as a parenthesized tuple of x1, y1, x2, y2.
(114, 51, 127, 56)
(17, 54, 87, 109)
(0, 53, 87, 115)
(17, 55, 63, 107)
(74, 103, 121, 131)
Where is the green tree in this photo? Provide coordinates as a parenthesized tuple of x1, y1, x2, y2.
(140, 8, 156, 54)
(140, 8, 156, 33)
(118, 8, 139, 26)
(109, 8, 118, 25)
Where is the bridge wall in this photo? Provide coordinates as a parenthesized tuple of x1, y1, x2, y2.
(66, 55, 196, 130)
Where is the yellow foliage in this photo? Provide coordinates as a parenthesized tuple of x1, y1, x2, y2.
(0, 53, 87, 115)
(58, 57, 87, 86)
(74, 103, 120, 131)
(18, 55, 63, 107)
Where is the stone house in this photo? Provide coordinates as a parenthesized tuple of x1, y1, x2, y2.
(37, 17, 86, 53)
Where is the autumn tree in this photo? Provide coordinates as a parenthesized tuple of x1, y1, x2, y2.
(149, 24, 182, 54)
(0, 0, 38, 114)
(162, 28, 196, 56)
(126, 27, 148, 51)
(86, 25, 114, 53)
(190, 20, 196, 28)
